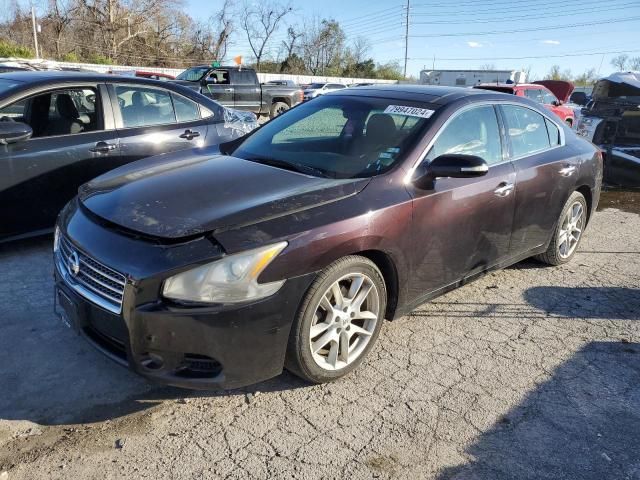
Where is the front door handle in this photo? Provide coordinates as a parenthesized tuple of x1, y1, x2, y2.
(494, 182, 514, 197)
(179, 129, 201, 141)
(224, 88, 234, 92)
(559, 165, 577, 177)
(90, 141, 117, 153)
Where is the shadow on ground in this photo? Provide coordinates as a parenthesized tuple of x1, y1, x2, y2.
(437, 341, 640, 480)
(0, 237, 308, 426)
(412, 286, 640, 321)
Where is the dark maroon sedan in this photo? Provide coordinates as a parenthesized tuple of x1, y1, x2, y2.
(54, 85, 602, 389)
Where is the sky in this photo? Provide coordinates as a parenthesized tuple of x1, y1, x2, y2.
(14, 0, 640, 79)
(185, 0, 640, 79)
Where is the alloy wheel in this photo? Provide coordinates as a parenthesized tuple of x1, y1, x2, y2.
(558, 201, 585, 258)
(309, 273, 380, 371)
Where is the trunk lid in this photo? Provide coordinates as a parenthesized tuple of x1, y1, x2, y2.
(533, 80, 574, 103)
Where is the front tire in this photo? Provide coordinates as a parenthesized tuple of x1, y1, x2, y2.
(535, 191, 587, 265)
(285, 256, 387, 383)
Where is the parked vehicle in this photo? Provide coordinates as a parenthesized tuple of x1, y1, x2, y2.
(303, 83, 346, 100)
(173, 66, 303, 118)
(474, 81, 575, 126)
(0, 71, 258, 242)
(576, 72, 640, 187)
(54, 85, 601, 389)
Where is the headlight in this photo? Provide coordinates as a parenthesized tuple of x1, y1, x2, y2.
(162, 242, 288, 304)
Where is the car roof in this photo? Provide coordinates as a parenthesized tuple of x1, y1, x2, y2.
(0, 70, 175, 85)
(476, 83, 543, 89)
(329, 84, 498, 104)
(0, 70, 188, 87)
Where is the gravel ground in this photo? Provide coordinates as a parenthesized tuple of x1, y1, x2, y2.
(0, 193, 639, 480)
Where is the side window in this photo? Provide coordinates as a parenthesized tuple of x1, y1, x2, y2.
(238, 71, 255, 85)
(545, 118, 560, 147)
(207, 70, 230, 85)
(0, 98, 27, 122)
(501, 105, 551, 158)
(272, 106, 347, 143)
(172, 94, 200, 123)
(525, 89, 543, 103)
(0, 88, 100, 138)
(115, 85, 176, 128)
(425, 105, 503, 166)
(542, 90, 558, 105)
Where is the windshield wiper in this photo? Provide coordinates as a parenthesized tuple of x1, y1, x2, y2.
(245, 156, 330, 178)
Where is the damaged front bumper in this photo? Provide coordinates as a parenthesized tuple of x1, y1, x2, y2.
(53, 202, 314, 390)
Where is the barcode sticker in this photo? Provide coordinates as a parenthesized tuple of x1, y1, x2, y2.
(384, 105, 435, 118)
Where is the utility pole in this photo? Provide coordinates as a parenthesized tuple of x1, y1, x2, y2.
(403, 0, 410, 78)
(31, 6, 39, 59)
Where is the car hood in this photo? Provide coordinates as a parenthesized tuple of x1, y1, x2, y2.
(78, 153, 368, 239)
(533, 80, 574, 103)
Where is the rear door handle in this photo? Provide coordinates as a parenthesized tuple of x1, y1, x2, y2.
(559, 165, 577, 176)
(90, 141, 117, 153)
(179, 129, 201, 140)
(224, 88, 234, 92)
(494, 182, 514, 197)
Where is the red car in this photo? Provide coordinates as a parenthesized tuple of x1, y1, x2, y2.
(475, 80, 575, 127)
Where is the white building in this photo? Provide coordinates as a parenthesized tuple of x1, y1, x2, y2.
(420, 69, 527, 87)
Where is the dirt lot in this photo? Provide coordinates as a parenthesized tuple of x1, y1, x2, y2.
(1, 191, 639, 480)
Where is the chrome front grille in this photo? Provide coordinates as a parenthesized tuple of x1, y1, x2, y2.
(56, 233, 126, 314)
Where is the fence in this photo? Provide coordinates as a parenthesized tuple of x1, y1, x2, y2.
(0, 58, 398, 85)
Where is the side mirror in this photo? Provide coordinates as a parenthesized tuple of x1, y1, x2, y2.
(0, 121, 32, 145)
(413, 154, 489, 188)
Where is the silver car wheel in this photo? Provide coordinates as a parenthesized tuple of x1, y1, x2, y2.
(309, 273, 380, 371)
(558, 201, 585, 258)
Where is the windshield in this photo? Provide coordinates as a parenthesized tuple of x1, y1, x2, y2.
(309, 83, 325, 89)
(176, 67, 209, 81)
(231, 95, 435, 179)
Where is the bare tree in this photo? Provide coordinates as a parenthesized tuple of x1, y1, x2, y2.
(479, 63, 496, 70)
(610, 54, 629, 71)
(46, 0, 77, 59)
(240, 1, 291, 70)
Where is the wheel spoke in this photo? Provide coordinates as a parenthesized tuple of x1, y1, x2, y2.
(352, 282, 373, 310)
(347, 275, 364, 301)
(312, 330, 335, 353)
(355, 310, 377, 320)
(331, 283, 344, 308)
(310, 321, 332, 338)
(338, 332, 350, 363)
(349, 325, 372, 337)
(327, 340, 338, 368)
(319, 294, 334, 312)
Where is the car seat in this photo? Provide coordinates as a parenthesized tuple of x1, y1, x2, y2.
(45, 94, 84, 136)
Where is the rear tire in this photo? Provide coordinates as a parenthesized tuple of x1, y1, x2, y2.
(535, 191, 587, 265)
(285, 256, 387, 384)
(270, 101, 289, 118)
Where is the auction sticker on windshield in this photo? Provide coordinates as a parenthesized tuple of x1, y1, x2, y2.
(384, 105, 435, 118)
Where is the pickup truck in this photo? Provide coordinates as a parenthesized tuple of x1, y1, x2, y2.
(173, 66, 303, 118)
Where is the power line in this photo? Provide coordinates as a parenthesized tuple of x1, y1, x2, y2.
(410, 48, 640, 62)
(409, 15, 640, 37)
(410, 3, 638, 25)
